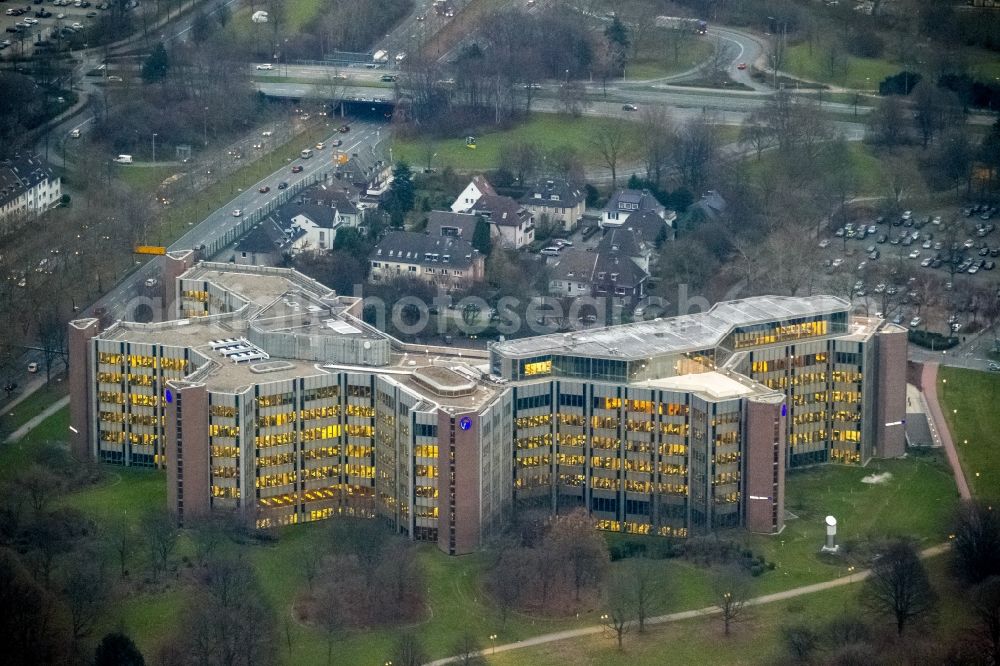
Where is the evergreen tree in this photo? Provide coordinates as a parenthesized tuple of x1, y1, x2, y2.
(141, 43, 170, 83)
(94, 632, 145, 666)
(472, 217, 492, 255)
(604, 15, 630, 75)
(389, 162, 415, 214)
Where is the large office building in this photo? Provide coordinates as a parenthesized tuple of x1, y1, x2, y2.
(69, 257, 905, 554)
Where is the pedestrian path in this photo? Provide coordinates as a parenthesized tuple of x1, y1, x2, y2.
(4, 395, 70, 444)
(920, 362, 971, 499)
(424, 543, 949, 665)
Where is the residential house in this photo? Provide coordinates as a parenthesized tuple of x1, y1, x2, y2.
(548, 243, 649, 306)
(597, 227, 653, 273)
(450, 175, 496, 213)
(0, 155, 61, 223)
(683, 189, 727, 229)
(519, 178, 586, 232)
(619, 209, 673, 249)
(331, 152, 392, 208)
(308, 185, 362, 228)
(370, 231, 484, 288)
(472, 194, 534, 249)
(600, 188, 676, 230)
(234, 218, 301, 267)
(426, 210, 483, 241)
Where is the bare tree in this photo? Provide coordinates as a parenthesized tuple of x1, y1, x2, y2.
(972, 576, 1000, 666)
(143, 508, 178, 581)
(713, 567, 751, 636)
(556, 80, 589, 118)
(952, 499, 1000, 586)
(591, 121, 633, 189)
(451, 631, 484, 666)
(863, 540, 937, 635)
(639, 106, 674, 186)
(392, 632, 427, 666)
(61, 544, 109, 645)
(674, 117, 719, 193)
(626, 557, 658, 633)
(604, 572, 633, 649)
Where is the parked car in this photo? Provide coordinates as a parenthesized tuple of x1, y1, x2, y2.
(256, 63, 273, 70)
(622, 103, 638, 111)
(540, 247, 562, 256)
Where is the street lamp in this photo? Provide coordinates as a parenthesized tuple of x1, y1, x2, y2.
(203, 107, 209, 146)
(152, 132, 158, 163)
(489, 634, 497, 654)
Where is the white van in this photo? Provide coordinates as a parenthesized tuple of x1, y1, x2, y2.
(114, 154, 133, 164)
(300, 148, 313, 159)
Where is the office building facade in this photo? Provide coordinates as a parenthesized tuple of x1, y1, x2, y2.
(70, 260, 905, 554)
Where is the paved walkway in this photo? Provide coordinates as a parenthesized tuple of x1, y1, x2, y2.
(424, 544, 950, 665)
(3, 395, 70, 444)
(920, 362, 972, 500)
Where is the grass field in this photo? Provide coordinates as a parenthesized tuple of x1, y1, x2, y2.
(938, 366, 1000, 498)
(748, 450, 957, 593)
(391, 114, 645, 172)
(483, 555, 967, 665)
(628, 33, 715, 80)
(785, 43, 899, 91)
(113, 165, 180, 195)
(0, 379, 68, 435)
(0, 404, 69, 481)
(743, 142, 888, 196)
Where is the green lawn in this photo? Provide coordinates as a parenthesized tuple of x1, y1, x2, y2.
(391, 114, 645, 172)
(484, 554, 965, 665)
(743, 142, 888, 196)
(748, 450, 957, 593)
(0, 380, 68, 436)
(0, 405, 70, 481)
(284, 0, 326, 32)
(113, 165, 180, 195)
(938, 366, 1000, 498)
(785, 43, 899, 91)
(628, 33, 715, 80)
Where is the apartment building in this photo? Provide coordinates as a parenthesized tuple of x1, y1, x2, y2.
(69, 262, 905, 552)
(0, 154, 61, 223)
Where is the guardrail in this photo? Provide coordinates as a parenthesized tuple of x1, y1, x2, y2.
(171, 170, 330, 261)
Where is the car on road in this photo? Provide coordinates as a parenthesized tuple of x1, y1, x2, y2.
(69, 128, 80, 138)
(256, 63, 273, 70)
(277, 181, 288, 190)
(27, 362, 38, 374)
(338, 125, 350, 133)
(381, 75, 398, 82)
(331, 139, 342, 147)
(232, 209, 242, 217)
(144, 278, 157, 288)
(622, 103, 638, 111)
(988, 361, 1000, 372)
(909, 317, 921, 328)
(261, 130, 273, 137)
(259, 185, 270, 193)
(291, 165, 303, 173)
(737, 62, 747, 70)
(315, 142, 325, 150)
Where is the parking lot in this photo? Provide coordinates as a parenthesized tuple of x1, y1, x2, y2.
(819, 203, 1000, 336)
(1, 0, 116, 55)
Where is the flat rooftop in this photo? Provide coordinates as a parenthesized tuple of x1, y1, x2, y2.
(492, 295, 851, 360)
(634, 370, 771, 401)
(182, 262, 339, 309)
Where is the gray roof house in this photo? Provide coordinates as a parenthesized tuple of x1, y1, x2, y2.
(370, 231, 485, 287)
(601, 188, 676, 230)
(520, 178, 586, 232)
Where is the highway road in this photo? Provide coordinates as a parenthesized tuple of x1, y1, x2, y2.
(81, 120, 386, 322)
